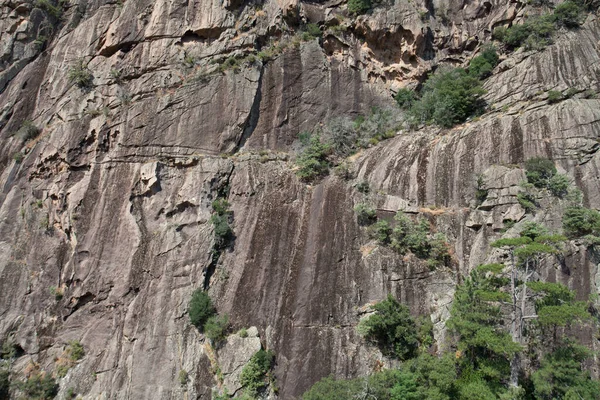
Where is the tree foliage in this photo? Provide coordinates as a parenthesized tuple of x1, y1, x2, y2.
(188, 289, 216, 331)
(468, 47, 499, 79)
(406, 68, 486, 128)
(357, 295, 419, 360)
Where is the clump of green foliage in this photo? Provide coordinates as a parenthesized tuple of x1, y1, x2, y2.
(389, 213, 451, 269)
(563, 206, 600, 239)
(354, 203, 377, 226)
(240, 349, 275, 397)
(406, 67, 486, 128)
(179, 369, 189, 385)
(357, 295, 419, 360)
(35, 0, 64, 21)
(525, 157, 557, 188)
(522, 157, 571, 199)
(188, 289, 216, 331)
(67, 340, 84, 362)
(68, 59, 94, 89)
(15, 371, 58, 400)
(547, 90, 564, 103)
(553, 1, 584, 28)
(494, 1, 585, 51)
(204, 314, 229, 342)
(475, 174, 488, 205)
(366, 212, 451, 269)
(468, 46, 500, 79)
(211, 199, 233, 251)
(295, 134, 332, 181)
(347, 0, 371, 15)
(493, 15, 555, 50)
(294, 108, 400, 181)
(15, 120, 40, 142)
(0, 365, 8, 400)
(301, 23, 322, 41)
(394, 88, 417, 109)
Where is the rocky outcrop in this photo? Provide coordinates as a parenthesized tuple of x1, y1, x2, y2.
(0, 0, 600, 398)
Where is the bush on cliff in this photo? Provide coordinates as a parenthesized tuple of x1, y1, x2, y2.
(468, 46, 499, 79)
(348, 0, 371, 15)
(240, 349, 275, 397)
(189, 289, 216, 331)
(407, 67, 486, 128)
(357, 295, 419, 360)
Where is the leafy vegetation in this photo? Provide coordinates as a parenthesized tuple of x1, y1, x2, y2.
(240, 349, 275, 397)
(547, 89, 564, 103)
(494, 1, 586, 51)
(295, 134, 331, 181)
(354, 203, 377, 225)
(15, 371, 58, 400)
(347, 0, 371, 15)
(372, 213, 451, 269)
(204, 314, 229, 342)
(468, 46, 499, 79)
(357, 295, 419, 360)
(68, 59, 93, 89)
(179, 369, 188, 385)
(406, 67, 486, 128)
(294, 108, 400, 181)
(394, 88, 417, 109)
(211, 198, 233, 251)
(563, 206, 600, 239)
(188, 289, 216, 331)
(525, 157, 556, 188)
(15, 120, 40, 143)
(0, 366, 8, 400)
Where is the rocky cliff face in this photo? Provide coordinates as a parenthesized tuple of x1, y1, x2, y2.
(0, 0, 599, 398)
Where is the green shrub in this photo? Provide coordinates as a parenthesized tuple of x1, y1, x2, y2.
(548, 173, 570, 197)
(238, 328, 248, 338)
(68, 59, 93, 89)
(357, 295, 418, 360)
(519, 221, 549, 240)
(179, 369, 189, 385)
(525, 157, 557, 188)
(0, 367, 8, 400)
(370, 219, 392, 244)
(15, 372, 58, 400)
(211, 214, 233, 250)
(563, 206, 600, 238)
(547, 90, 564, 103)
(517, 191, 537, 213)
(240, 349, 275, 396)
(394, 88, 417, 109)
(211, 199, 230, 216)
(354, 203, 376, 225)
(407, 68, 486, 128)
(204, 314, 229, 342)
(468, 46, 499, 79)
(495, 15, 555, 50)
(35, 0, 63, 20)
(356, 181, 370, 194)
(15, 120, 40, 142)
(475, 174, 488, 205)
(68, 340, 84, 361)
(301, 23, 322, 41)
(390, 214, 451, 267)
(348, 0, 371, 15)
(188, 289, 216, 331)
(13, 152, 24, 163)
(553, 1, 584, 28)
(295, 134, 331, 181)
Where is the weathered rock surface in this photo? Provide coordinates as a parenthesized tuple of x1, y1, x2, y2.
(0, 0, 600, 398)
